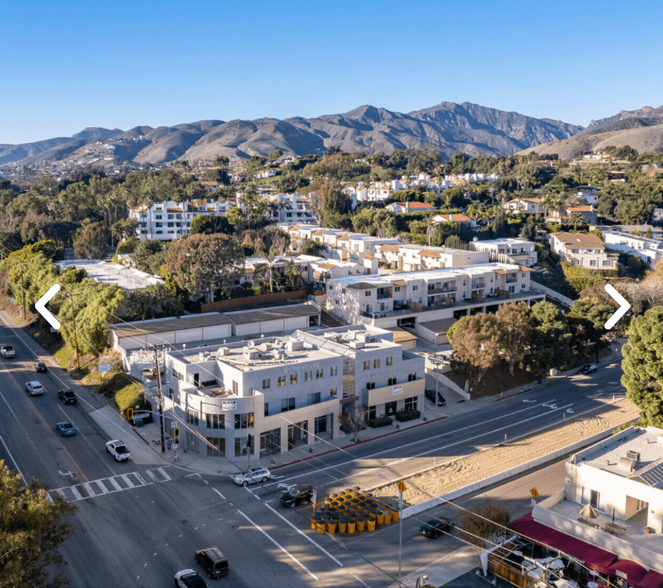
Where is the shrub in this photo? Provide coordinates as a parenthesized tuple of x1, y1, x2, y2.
(368, 416, 393, 428)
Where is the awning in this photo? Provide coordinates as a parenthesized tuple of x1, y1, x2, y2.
(607, 560, 648, 585)
(511, 513, 617, 573)
(636, 570, 663, 588)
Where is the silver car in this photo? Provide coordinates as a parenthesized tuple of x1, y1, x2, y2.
(232, 467, 271, 486)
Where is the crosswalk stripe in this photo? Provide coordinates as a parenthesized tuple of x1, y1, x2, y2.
(82, 483, 94, 497)
(70, 486, 83, 500)
(107, 477, 123, 491)
(157, 467, 171, 481)
(94, 480, 108, 494)
(134, 473, 147, 485)
(121, 474, 135, 488)
(146, 469, 159, 483)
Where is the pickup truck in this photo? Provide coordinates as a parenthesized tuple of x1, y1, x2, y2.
(105, 440, 132, 462)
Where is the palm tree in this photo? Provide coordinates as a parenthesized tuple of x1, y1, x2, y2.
(567, 212, 587, 231)
(426, 217, 437, 246)
(283, 260, 305, 291)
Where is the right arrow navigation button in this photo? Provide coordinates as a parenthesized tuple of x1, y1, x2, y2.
(604, 284, 630, 330)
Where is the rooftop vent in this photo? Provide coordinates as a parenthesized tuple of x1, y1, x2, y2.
(273, 349, 288, 360)
(617, 457, 637, 473)
(243, 348, 260, 360)
(217, 347, 229, 356)
(349, 341, 365, 349)
(286, 340, 304, 352)
(626, 450, 641, 464)
(357, 332, 372, 344)
(657, 435, 663, 445)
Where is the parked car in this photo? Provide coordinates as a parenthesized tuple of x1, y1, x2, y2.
(232, 466, 271, 486)
(419, 517, 455, 539)
(425, 388, 447, 406)
(105, 440, 131, 462)
(174, 569, 209, 588)
(56, 422, 76, 436)
(1, 345, 15, 358)
(34, 361, 47, 372)
(25, 381, 45, 396)
(57, 389, 78, 405)
(280, 484, 314, 508)
(577, 364, 598, 375)
(194, 547, 229, 578)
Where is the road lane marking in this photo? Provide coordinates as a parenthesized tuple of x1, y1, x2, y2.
(157, 467, 171, 481)
(0, 390, 21, 422)
(263, 502, 343, 567)
(121, 474, 135, 488)
(352, 573, 372, 588)
(146, 470, 159, 483)
(70, 486, 83, 500)
(0, 434, 27, 485)
(237, 509, 319, 581)
(212, 487, 226, 500)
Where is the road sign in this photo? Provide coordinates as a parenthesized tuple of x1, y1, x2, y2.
(530, 487, 539, 498)
(99, 363, 111, 373)
(604, 284, 630, 329)
(35, 284, 61, 330)
(396, 480, 407, 493)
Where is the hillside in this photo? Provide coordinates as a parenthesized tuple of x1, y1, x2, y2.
(581, 105, 663, 134)
(0, 102, 582, 169)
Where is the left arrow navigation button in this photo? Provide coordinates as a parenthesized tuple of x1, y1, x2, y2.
(35, 284, 61, 330)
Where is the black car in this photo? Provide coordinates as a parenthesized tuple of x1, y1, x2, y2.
(425, 388, 446, 407)
(34, 362, 47, 372)
(194, 547, 229, 578)
(419, 517, 454, 539)
(280, 484, 314, 507)
(58, 390, 78, 405)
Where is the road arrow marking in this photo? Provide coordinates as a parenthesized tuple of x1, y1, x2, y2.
(35, 284, 60, 330)
(604, 284, 630, 329)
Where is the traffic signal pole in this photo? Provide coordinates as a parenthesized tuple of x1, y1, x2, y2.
(153, 346, 166, 454)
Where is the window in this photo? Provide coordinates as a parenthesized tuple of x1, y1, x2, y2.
(388, 377, 397, 385)
(281, 397, 296, 412)
(404, 396, 418, 411)
(290, 373, 297, 385)
(603, 260, 612, 267)
(522, 283, 526, 289)
(234, 412, 254, 429)
(366, 381, 375, 390)
(365, 291, 372, 297)
(590, 260, 597, 266)
(330, 387, 337, 396)
(206, 414, 225, 429)
(307, 391, 321, 405)
(590, 489, 600, 510)
(278, 376, 285, 387)
(386, 356, 393, 366)
(316, 369, 323, 379)
(330, 366, 338, 377)
(374, 358, 380, 368)
(262, 378, 270, 389)
(412, 285, 418, 291)
(206, 437, 225, 457)
(394, 286, 400, 293)
(407, 373, 417, 382)
(314, 415, 328, 434)
(363, 360, 370, 370)
(522, 272, 525, 277)
(186, 409, 199, 425)
(232, 381, 239, 394)
(264, 402, 269, 417)
(305, 371, 312, 381)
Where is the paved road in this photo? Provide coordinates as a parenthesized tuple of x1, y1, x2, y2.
(0, 309, 626, 588)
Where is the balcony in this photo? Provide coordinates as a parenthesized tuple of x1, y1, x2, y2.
(471, 281, 486, 289)
(506, 274, 517, 283)
(471, 292, 484, 302)
(377, 288, 392, 300)
(427, 285, 456, 295)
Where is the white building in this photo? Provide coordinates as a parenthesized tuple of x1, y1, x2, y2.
(549, 232, 618, 271)
(431, 213, 477, 227)
(513, 426, 663, 579)
(267, 193, 315, 224)
(254, 169, 277, 179)
(56, 260, 163, 291)
(375, 243, 489, 272)
(603, 231, 663, 266)
(547, 206, 598, 226)
(469, 238, 538, 267)
(503, 198, 543, 214)
(386, 201, 436, 214)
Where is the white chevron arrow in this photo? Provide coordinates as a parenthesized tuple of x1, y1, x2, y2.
(604, 284, 630, 330)
(35, 284, 61, 330)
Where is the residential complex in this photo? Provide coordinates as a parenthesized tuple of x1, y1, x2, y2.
(56, 260, 164, 291)
(549, 232, 618, 271)
(603, 231, 663, 266)
(376, 243, 489, 271)
(468, 238, 538, 267)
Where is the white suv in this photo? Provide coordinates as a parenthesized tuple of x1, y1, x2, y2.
(232, 467, 271, 486)
(1, 345, 15, 358)
(25, 381, 45, 396)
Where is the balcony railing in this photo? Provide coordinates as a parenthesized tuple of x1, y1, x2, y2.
(377, 290, 392, 300)
(506, 276, 517, 283)
(427, 286, 456, 294)
(471, 281, 486, 289)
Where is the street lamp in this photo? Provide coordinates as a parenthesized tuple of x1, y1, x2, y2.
(378, 473, 403, 584)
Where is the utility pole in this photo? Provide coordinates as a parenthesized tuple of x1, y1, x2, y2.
(153, 346, 166, 454)
(62, 292, 81, 369)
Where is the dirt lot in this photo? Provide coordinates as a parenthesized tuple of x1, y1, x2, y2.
(373, 398, 639, 506)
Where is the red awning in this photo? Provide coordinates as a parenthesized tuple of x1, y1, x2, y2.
(511, 513, 617, 573)
(608, 560, 648, 585)
(636, 570, 663, 588)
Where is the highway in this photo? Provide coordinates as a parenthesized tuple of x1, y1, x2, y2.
(0, 309, 627, 588)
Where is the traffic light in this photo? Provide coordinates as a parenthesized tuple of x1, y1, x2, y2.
(173, 427, 180, 441)
(126, 408, 133, 421)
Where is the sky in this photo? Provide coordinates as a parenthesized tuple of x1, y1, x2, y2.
(3, 0, 663, 144)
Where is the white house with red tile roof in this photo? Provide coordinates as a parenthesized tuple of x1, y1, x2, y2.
(503, 198, 543, 214)
(431, 213, 476, 227)
(549, 232, 617, 270)
(386, 201, 436, 214)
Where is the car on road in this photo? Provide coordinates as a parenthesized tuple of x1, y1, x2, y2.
(232, 466, 271, 486)
(56, 421, 76, 436)
(419, 517, 455, 539)
(105, 439, 131, 462)
(195, 547, 229, 578)
(34, 361, 47, 372)
(58, 389, 78, 405)
(577, 364, 598, 375)
(174, 569, 209, 588)
(1, 345, 15, 358)
(25, 381, 45, 396)
(280, 484, 314, 507)
(425, 387, 446, 406)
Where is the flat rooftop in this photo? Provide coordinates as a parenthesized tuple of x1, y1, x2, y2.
(110, 313, 232, 338)
(57, 260, 163, 291)
(225, 302, 319, 325)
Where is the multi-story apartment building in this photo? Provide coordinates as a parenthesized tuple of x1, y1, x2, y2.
(129, 199, 235, 241)
(267, 193, 315, 224)
(469, 238, 538, 267)
(376, 243, 489, 271)
(549, 232, 618, 271)
(160, 326, 424, 462)
(603, 231, 663, 266)
(326, 263, 544, 331)
(513, 426, 663, 578)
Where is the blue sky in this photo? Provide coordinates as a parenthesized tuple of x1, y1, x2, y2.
(3, 0, 663, 144)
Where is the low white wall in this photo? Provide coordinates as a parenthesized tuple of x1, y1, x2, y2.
(426, 369, 470, 400)
(534, 283, 574, 308)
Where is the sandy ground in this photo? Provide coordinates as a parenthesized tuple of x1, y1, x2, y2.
(373, 398, 639, 506)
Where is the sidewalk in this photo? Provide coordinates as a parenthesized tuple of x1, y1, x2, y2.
(391, 545, 484, 588)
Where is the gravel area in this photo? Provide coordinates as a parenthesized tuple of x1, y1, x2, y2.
(373, 398, 639, 506)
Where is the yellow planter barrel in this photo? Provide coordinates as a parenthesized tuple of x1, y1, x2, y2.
(384, 511, 392, 525)
(347, 521, 356, 534)
(376, 511, 385, 525)
(391, 510, 399, 522)
(366, 518, 376, 531)
(357, 518, 366, 532)
(327, 520, 337, 534)
(317, 523, 325, 534)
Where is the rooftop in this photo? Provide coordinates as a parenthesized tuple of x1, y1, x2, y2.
(225, 302, 319, 325)
(551, 232, 605, 248)
(110, 313, 232, 339)
(56, 260, 163, 291)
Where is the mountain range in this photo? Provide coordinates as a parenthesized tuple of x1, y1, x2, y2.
(0, 102, 582, 169)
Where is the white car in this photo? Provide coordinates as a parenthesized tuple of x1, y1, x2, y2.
(25, 381, 45, 396)
(174, 569, 208, 588)
(232, 467, 271, 486)
(105, 440, 132, 462)
(1, 345, 15, 358)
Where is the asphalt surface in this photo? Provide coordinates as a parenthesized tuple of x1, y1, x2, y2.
(0, 309, 627, 588)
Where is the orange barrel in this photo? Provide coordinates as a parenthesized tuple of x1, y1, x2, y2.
(311, 515, 319, 530)
(317, 522, 325, 535)
(338, 518, 347, 533)
(391, 509, 399, 522)
(366, 518, 376, 531)
(384, 510, 392, 525)
(376, 511, 385, 525)
(347, 520, 356, 534)
(327, 519, 337, 534)
(357, 517, 366, 532)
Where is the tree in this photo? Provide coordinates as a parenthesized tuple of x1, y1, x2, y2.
(132, 240, 166, 275)
(301, 240, 327, 257)
(239, 186, 270, 229)
(116, 237, 139, 256)
(125, 283, 184, 321)
(449, 314, 501, 393)
(340, 405, 368, 443)
(283, 259, 305, 291)
(0, 461, 77, 588)
(444, 235, 465, 250)
(622, 306, 663, 426)
(267, 149, 283, 162)
(495, 302, 532, 376)
(521, 216, 536, 240)
(567, 212, 588, 231)
(568, 298, 615, 361)
(190, 214, 232, 236)
(166, 234, 245, 302)
(527, 301, 573, 382)
(460, 499, 510, 547)
(73, 223, 109, 259)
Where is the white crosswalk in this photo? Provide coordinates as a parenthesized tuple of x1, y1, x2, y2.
(50, 467, 172, 502)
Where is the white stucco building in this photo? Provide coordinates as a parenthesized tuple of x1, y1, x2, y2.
(469, 238, 538, 267)
(549, 232, 618, 271)
(603, 231, 663, 266)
